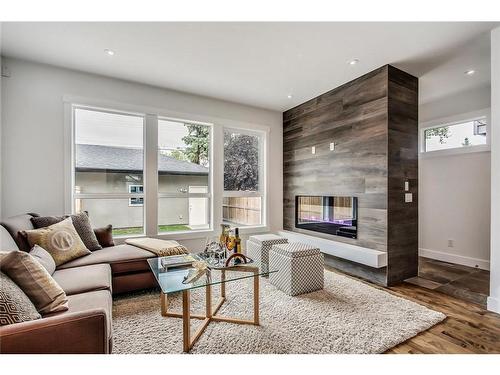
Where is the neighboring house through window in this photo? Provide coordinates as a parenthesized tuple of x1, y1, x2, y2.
(74, 107, 146, 236)
(157, 118, 210, 233)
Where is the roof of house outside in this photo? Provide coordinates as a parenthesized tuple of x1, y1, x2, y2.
(75, 144, 208, 175)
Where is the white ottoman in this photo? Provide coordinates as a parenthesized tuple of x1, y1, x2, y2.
(246, 234, 288, 274)
(269, 242, 324, 296)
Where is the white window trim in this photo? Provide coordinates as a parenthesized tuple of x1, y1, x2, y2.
(63, 96, 270, 241)
(419, 108, 491, 159)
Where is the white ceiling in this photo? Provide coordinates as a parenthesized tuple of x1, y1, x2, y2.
(1, 22, 497, 111)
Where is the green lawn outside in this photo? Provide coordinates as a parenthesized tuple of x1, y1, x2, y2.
(112, 224, 191, 237)
(158, 224, 191, 232)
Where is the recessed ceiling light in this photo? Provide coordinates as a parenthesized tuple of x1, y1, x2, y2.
(104, 49, 115, 56)
(287, 94, 293, 99)
(465, 69, 475, 76)
(348, 59, 359, 65)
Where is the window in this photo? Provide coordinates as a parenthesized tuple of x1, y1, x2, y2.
(423, 118, 488, 153)
(474, 119, 487, 136)
(70, 102, 267, 238)
(128, 185, 144, 206)
(223, 129, 264, 227)
(157, 119, 211, 233)
(73, 107, 145, 236)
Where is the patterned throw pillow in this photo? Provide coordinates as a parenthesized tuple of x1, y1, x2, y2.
(29, 245, 56, 275)
(0, 251, 68, 315)
(23, 217, 91, 266)
(31, 212, 102, 251)
(0, 271, 41, 326)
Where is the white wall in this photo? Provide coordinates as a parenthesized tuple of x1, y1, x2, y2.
(420, 84, 491, 123)
(419, 104, 491, 269)
(0, 58, 283, 238)
(488, 27, 500, 313)
(419, 150, 491, 269)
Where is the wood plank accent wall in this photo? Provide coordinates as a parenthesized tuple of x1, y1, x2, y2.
(283, 65, 418, 286)
(386, 65, 419, 284)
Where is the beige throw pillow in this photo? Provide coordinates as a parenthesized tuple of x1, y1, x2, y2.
(23, 217, 91, 266)
(0, 251, 69, 315)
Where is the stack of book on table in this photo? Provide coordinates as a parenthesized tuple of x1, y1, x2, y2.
(160, 254, 196, 268)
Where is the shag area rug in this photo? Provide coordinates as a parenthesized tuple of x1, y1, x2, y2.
(112, 270, 445, 354)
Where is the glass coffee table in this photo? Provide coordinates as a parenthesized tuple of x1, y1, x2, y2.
(147, 254, 276, 352)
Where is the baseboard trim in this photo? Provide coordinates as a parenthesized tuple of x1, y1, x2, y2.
(419, 248, 490, 270)
(487, 296, 500, 314)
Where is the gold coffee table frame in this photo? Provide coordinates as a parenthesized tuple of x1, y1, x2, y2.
(159, 266, 260, 353)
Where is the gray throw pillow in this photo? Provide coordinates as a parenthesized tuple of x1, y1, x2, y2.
(31, 212, 102, 251)
(0, 271, 41, 326)
(29, 245, 56, 275)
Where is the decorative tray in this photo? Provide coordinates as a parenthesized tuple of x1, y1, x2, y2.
(195, 252, 255, 270)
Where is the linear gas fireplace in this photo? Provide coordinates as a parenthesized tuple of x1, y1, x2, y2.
(295, 195, 358, 239)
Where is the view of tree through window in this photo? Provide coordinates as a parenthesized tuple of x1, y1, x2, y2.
(424, 118, 487, 152)
(223, 130, 262, 227)
(162, 124, 209, 167)
(223, 131, 259, 191)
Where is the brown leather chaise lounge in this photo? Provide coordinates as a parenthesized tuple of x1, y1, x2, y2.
(0, 213, 158, 354)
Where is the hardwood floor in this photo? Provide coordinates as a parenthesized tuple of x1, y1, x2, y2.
(385, 283, 500, 354)
(325, 265, 500, 354)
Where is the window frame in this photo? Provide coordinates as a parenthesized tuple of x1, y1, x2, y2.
(64, 97, 269, 241)
(222, 127, 267, 228)
(419, 108, 491, 158)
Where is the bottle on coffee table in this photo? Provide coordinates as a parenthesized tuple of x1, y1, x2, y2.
(234, 228, 242, 265)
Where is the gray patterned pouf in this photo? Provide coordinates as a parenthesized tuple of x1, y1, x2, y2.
(269, 242, 324, 296)
(246, 234, 288, 275)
